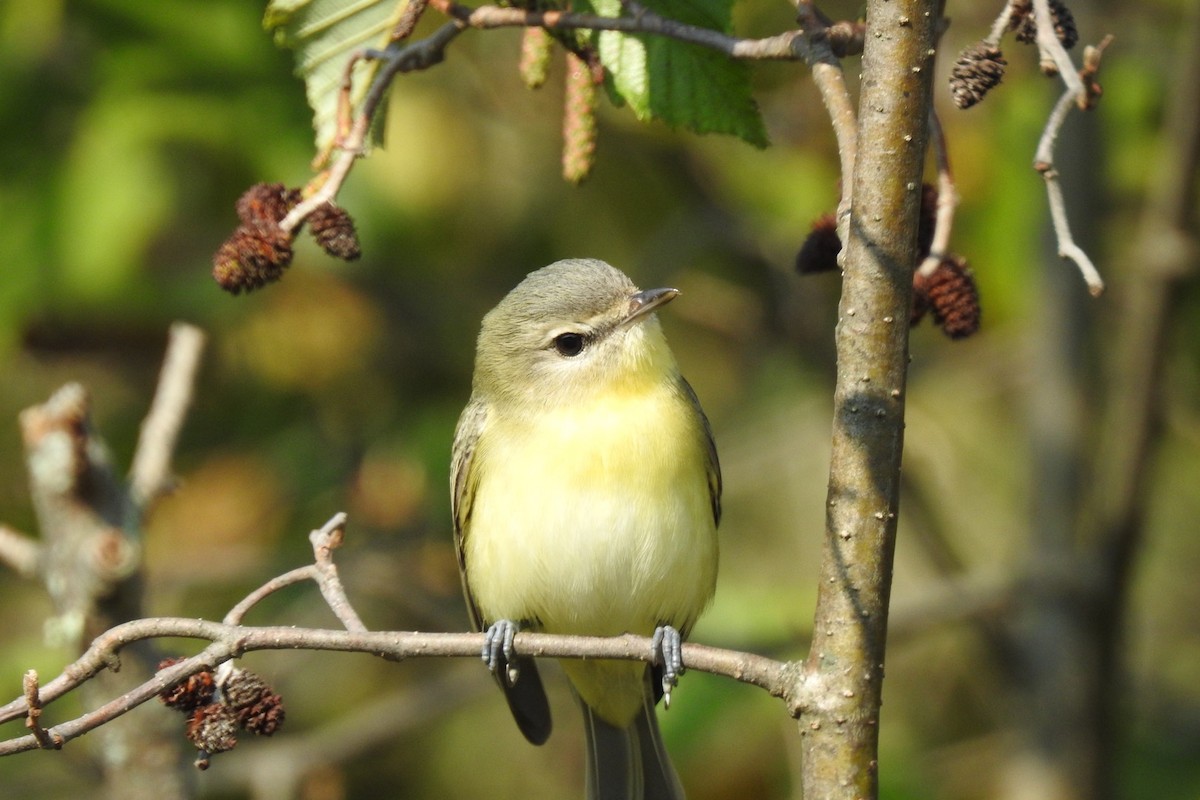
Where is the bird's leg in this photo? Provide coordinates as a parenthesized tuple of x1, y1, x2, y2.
(483, 619, 522, 686)
(650, 625, 684, 709)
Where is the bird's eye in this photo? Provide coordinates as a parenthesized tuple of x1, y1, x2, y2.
(553, 332, 586, 357)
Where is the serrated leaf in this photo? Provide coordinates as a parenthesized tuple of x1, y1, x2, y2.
(265, 0, 410, 162)
(580, 0, 767, 147)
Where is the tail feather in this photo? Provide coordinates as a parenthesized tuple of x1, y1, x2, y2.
(633, 688, 685, 800)
(579, 684, 685, 800)
(498, 656, 552, 745)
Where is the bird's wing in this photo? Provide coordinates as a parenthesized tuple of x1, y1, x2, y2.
(450, 394, 488, 631)
(680, 376, 722, 527)
(450, 394, 552, 745)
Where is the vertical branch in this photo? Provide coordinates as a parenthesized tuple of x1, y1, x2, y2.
(800, 2, 938, 798)
(129, 323, 207, 508)
(15, 322, 207, 800)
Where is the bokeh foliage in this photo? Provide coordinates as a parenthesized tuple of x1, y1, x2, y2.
(0, 1, 1198, 798)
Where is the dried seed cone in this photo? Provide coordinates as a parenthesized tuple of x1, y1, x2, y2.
(186, 704, 239, 756)
(223, 669, 286, 736)
(236, 183, 301, 226)
(212, 222, 295, 294)
(562, 51, 598, 185)
(795, 214, 842, 274)
(914, 255, 981, 339)
(158, 658, 217, 712)
(1012, 0, 1079, 49)
(307, 202, 362, 261)
(519, 27, 554, 89)
(950, 43, 1007, 109)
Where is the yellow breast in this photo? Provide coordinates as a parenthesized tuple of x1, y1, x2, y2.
(464, 379, 718, 639)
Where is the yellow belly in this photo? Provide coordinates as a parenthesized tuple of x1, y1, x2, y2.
(464, 382, 718, 724)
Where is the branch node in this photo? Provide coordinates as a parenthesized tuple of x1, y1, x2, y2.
(23, 670, 62, 750)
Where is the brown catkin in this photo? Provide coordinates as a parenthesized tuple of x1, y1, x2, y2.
(185, 704, 239, 756)
(795, 214, 843, 274)
(950, 42, 1007, 109)
(307, 202, 362, 261)
(916, 255, 981, 339)
(212, 222, 294, 294)
(235, 183, 301, 226)
(158, 658, 217, 712)
(223, 669, 286, 736)
(1012, 0, 1079, 49)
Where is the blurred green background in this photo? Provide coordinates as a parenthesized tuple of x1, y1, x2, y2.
(1, 1, 1198, 798)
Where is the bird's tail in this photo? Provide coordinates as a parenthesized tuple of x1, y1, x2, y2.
(580, 685, 685, 800)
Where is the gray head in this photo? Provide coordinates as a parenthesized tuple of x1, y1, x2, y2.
(472, 259, 680, 409)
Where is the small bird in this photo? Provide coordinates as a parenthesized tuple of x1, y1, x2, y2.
(452, 259, 721, 800)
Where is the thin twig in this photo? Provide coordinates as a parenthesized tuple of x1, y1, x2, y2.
(308, 512, 368, 632)
(221, 513, 365, 632)
(1033, 0, 1083, 92)
(128, 323, 207, 508)
(795, 1, 858, 234)
(918, 109, 958, 277)
(435, 0, 804, 60)
(277, 1, 814, 234)
(1035, 89, 1105, 296)
(279, 21, 468, 234)
(222, 566, 318, 626)
(1025, 0, 1108, 295)
(390, 0, 431, 43)
(985, 0, 1022, 46)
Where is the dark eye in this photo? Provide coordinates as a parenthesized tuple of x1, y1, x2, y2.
(553, 332, 586, 357)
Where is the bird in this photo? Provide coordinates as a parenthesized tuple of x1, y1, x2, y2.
(451, 258, 721, 799)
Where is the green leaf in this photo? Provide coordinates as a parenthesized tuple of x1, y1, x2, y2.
(264, 0, 410, 160)
(580, 0, 768, 148)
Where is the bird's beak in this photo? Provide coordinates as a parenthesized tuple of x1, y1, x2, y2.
(624, 287, 680, 326)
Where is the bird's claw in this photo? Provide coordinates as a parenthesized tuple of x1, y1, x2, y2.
(483, 620, 521, 686)
(651, 625, 684, 709)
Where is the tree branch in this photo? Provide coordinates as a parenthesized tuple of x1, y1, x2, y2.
(802, 1, 938, 797)
(0, 524, 41, 578)
(277, 0, 825, 237)
(431, 0, 804, 60)
(128, 322, 206, 509)
(0, 620, 798, 757)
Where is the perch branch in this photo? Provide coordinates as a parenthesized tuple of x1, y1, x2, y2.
(0, 621, 799, 757)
